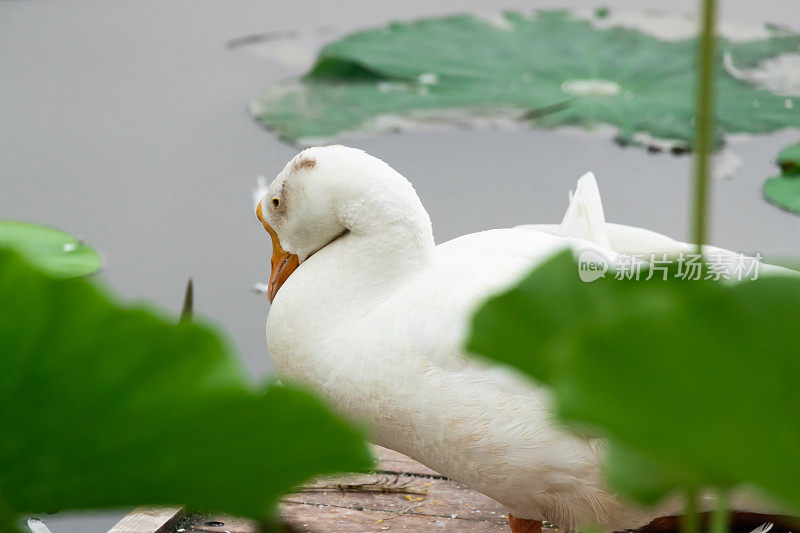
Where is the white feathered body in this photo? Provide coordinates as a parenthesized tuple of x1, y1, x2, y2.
(268, 230, 636, 530)
(262, 148, 787, 530)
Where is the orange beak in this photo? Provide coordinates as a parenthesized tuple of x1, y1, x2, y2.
(256, 202, 300, 303)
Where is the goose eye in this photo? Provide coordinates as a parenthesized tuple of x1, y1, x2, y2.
(272, 197, 280, 208)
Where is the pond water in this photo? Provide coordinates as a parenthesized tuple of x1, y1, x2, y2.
(2, 0, 798, 531)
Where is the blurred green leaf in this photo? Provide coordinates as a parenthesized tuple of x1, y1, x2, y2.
(0, 250, 371, 527)
(777, 142, 800, 177)
(0, 221, 100, 278)
(252, 10, 800, 148)
(467, 251, 800, 509)
(603, 440, 697, 506)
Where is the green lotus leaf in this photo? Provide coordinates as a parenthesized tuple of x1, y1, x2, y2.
(0, 221, 100, 278)
(0, 250, 371, 532)
(764, 174, 800, 214)
(467, 251, 800, 508)
(251, 10, 800, 148)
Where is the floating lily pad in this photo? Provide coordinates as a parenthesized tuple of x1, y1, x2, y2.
(764, 174, 800, 214)
(0, 250, 371, 531)
(763, 142, 800, 215)
(252, 10, 800, 148)
(0, 221, 100, 278)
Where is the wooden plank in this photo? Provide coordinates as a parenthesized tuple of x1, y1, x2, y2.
(107, 507, 183, 533)
(177, 505, 509, 533)
(282, 473, 508, 519)
(272, 446, 515, 531)
(281, 501, 510, 532)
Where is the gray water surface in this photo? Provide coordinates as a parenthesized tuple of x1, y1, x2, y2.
(2, 1, 799, 531)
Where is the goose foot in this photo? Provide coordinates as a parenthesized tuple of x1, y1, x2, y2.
(509, 514, 542, 533)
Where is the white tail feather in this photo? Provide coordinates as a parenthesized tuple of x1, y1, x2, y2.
(558, 172, 612, 249)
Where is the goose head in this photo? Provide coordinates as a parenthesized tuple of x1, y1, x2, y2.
(256, 145, 434, 302)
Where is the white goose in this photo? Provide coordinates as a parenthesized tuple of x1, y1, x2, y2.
(255, 145, 789, 533)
